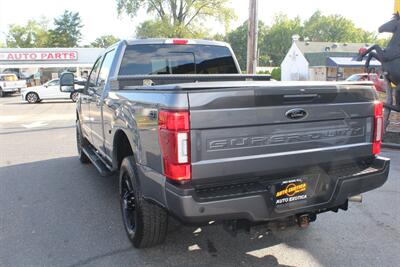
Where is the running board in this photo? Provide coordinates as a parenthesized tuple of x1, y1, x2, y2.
(82, 146, 114, 177)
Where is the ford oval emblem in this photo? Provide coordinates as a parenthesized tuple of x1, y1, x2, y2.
(285, 108, 308, 120)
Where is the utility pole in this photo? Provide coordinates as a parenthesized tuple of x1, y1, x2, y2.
(246, 0, 258, 74)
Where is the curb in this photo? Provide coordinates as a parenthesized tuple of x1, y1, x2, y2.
(382, 143, 400, 149)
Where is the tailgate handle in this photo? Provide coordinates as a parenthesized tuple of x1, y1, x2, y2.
(284, 94, 318, 103)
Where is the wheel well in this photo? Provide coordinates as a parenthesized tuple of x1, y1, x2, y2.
(114, 130, 134, 169)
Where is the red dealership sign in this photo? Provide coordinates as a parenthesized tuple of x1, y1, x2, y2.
(0, 51, 78, 61)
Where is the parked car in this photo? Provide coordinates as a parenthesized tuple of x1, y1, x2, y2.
(21, 78, 85, 103)
(346, 73, 385, 92)
(61, 39, 390, 248)
(0, 73, 27, 97)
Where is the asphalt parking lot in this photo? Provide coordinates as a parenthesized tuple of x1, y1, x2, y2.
(0, 94, 399, 267)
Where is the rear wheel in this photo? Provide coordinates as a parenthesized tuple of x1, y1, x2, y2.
(119, 156, 168, 248)
(76, 121, 90, 164)
(26, 92, 39, 103)
(0, 89, 4, 98)
(71, 91, 79, 102)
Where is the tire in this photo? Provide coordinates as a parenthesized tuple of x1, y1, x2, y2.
(26, 92, 40, 103)
(0, 88, 4, 98)
(119, 156, 168, 248)
(76, 121, 91, 164)
(71, 91, 79, 102)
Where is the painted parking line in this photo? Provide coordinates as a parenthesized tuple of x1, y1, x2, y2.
(21, 121, 48, 129)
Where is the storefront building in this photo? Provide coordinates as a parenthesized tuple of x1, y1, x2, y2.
(0, 48, 103, 86)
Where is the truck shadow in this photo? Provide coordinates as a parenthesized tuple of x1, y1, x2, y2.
(2, 155, 397, 267)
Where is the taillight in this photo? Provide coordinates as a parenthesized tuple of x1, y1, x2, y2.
(373, 101, 383, 155)
(158, 110, 191, 181)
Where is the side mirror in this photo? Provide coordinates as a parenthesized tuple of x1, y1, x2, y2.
(60, 72, 75, 92)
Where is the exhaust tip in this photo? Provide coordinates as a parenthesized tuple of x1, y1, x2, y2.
(297, 214, 310, 228)
(348, 194, 363, 203)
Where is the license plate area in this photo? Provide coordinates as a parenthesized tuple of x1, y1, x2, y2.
(272, 172, 334, 212)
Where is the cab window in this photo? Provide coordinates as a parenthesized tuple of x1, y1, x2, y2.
(1, 74, 17, 81)
(119, 44, 238, 75)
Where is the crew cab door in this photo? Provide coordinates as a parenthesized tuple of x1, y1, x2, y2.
(89, 49, 116, 153)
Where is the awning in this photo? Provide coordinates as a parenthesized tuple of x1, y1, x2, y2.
(327, 57, 381, 67)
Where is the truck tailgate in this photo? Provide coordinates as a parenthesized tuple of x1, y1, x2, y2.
(188, 83, 376, 184)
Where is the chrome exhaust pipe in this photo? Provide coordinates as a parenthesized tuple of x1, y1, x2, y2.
(348, 194, 363, 203)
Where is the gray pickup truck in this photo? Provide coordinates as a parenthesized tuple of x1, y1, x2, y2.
(60, 39, 390, 248)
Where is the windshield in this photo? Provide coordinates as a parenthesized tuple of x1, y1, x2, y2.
(119, 44, 239, 75)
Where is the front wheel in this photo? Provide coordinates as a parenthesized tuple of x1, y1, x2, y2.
(71, 91, 79, 102)
(26, 92, 40, 103)
(119, 156, 168, 248)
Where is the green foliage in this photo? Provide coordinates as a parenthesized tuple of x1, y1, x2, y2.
(303, 11, 376, 43)
(264, 14, 303, 67)
(136, 18, 209, 38)
(271, 67, 281, 81)
(117, 0, 236, 38)
(91, 35, 120, 48)
(6, 18, 49, 48)
(257, 70, 270, 75)
(47, 10, 83, 47)
(226, 11, 383, 67)
(225, 21, 270, 70)
(377, 37, 390, 47)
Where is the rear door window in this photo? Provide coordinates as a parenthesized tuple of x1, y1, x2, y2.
(119, 44, 238, 75)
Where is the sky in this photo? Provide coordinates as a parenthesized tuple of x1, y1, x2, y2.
(0, 0, 395, 45)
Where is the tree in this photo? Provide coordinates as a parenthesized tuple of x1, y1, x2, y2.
(91, 35, 120, 48)
(225, 20, 270, 70)
(135, 18, 209, 38)
(6, 18, 49, 48)
(117, 0, 235, 38)
(47, 10, 83, 47)
(303, 11, 376, 43)
(264, 14, 303, 65)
